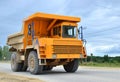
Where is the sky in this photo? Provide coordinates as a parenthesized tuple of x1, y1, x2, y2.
(0, 0, 120, 56)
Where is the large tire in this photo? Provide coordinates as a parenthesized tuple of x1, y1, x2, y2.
(28, 51, 43, 74)
(11, 53, 23, 72)
(43, 66, 53, 71)
(63, 59, 79, 73)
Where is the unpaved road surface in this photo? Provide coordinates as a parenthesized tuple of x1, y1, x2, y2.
(0, 63, 120, 82)
(0, 72, 44, 82)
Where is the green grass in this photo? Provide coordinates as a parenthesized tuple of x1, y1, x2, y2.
(81, 62, 120, 67)
(0, 60, 10, 63)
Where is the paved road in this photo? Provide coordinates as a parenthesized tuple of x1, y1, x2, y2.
(0, 63, 120, 82)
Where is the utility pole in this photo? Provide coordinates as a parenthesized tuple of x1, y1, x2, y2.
(80, 26, 83, 41)
(90, 53, 93, 62)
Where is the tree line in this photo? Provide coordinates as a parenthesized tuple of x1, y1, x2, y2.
(86, 53, 120, 63)
(0, 46, 11, 61)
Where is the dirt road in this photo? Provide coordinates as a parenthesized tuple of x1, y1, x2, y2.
(0, 72, 44, 82)
(0, 62, 120, 82)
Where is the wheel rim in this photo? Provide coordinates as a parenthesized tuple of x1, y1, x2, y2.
(29, 56, 35, 71)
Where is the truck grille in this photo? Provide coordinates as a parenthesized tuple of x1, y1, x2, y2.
(53, 45, 82, 54)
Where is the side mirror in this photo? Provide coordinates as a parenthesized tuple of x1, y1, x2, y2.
(78, 26, 83, 40)
(77, 28, 80, 34)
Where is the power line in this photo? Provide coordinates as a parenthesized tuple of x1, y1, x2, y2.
(86, 26, 120, 35)
(85, 26, 120, 38)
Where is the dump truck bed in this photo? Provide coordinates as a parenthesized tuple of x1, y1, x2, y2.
(24, 12, 80, 22)
(7, 32, 24, 49)
(7, 12, 80, 50)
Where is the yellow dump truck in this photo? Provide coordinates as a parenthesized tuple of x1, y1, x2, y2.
(7, 12, 87, 74)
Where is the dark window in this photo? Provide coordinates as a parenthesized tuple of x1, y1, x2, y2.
(53, 26, 61, 36)
(62, 26, 76, 38)
(28, 24, 31, 35)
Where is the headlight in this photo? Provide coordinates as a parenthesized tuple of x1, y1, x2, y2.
(52, 54, 57, 59)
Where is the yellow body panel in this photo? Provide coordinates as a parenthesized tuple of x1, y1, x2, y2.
(57, 54, 80, 59)
(24, 12, 80, 22)
(37, 38, 85, 59)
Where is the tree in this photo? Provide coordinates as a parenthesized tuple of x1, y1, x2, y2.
(95, 56, 104, 63)
(0, 46, 2, 60)
(2, 46, 11, 60)
(87, 56, 91, 62)
(114, 56, 120, 63)
(104, 55, 109, 62)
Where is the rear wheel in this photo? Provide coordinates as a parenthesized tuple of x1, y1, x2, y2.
(28, 51, 43, 74)
(63, 59, 79, 72)
(11, 53, 23, 72)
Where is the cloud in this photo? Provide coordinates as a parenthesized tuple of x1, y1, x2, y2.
(93, 44, 120, 56)
(104, 44, 120, 54)
(86, 44, 120, 56)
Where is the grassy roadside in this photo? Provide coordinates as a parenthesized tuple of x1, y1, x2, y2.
(1, 60, 120, 68)
(0, 61, 10, 63)
(0, 72, 44, 82)
(80, 62, 120, 68)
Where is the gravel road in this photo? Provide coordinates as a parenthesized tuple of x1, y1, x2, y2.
(0, 63, 120, 82)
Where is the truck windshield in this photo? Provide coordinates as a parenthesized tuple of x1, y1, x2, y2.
(62, 26, 77, 38)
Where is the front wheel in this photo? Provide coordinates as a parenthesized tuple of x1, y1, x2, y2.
(63, 59, 79, 73)
(28, 51, 43, 74)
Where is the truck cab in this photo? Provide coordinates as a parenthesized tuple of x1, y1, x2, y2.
(52, 22, 77, 38)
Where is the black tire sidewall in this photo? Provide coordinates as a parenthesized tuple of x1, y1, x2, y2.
(64, 59, 79, 72)
(11, 53, 23, 72)
(28, 51, 43, 74)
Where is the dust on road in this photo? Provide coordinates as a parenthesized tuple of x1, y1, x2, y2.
(0, 72, 44, 82)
